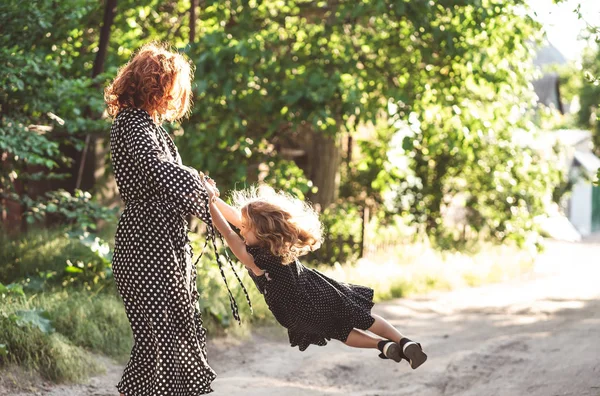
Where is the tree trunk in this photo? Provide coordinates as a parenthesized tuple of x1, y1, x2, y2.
(306, 131, 339, 208)
(92, 0, 117, 78)
(284, 123, 340, 209)
(74, 0, 117, 192)
(189, 0, 197, 43)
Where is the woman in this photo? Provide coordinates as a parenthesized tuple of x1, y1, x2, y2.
(105, 43, 223, 396)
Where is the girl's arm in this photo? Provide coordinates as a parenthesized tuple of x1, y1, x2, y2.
(206, 193, 264, 276)
(202, 177, 243, 229)
(213, 197, 243, 229)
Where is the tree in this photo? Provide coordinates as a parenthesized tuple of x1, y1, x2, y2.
(174, 0, 554, 245)
(0, 0, 106, 229)
(577, 46, 600, 156)
(552, 1, 600, 177)
(1, 0, 560, 248)
(75, 0, 118, 191)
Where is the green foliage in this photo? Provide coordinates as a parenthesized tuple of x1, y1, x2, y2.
(182, 0, 553, 247)
(22, 189, 117, 231)
(0, 228, 112, 289)
(340, 122, 401, 212)
(0, 307, 102, 382)
(308, 201, 363, 265)
(260, 158, 313, 200)
(364, 1, 556, 247)
(11, 309, 55, 335)
(0, 282, 25, 298)
(558, 0, 600, 182)
(2, 0, 564, 250)
(0, 0, 107, 194)
(40, 288, 133, 360)
(577, 46, 600, 158)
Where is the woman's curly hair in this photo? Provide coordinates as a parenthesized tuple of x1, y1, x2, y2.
(232, 186, 323, 265)
(104, 42, 193, 123)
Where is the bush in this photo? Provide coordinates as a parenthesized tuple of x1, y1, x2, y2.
(0, 228, 112, 289)
(307, 201, 364, 266)
(41, 288, 132, 360)
(0, 299, 102, 382)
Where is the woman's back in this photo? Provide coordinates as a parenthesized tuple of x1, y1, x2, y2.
(110, 107, 210, 219)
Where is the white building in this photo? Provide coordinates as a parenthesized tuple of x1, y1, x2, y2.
(565, 132, 600, 236)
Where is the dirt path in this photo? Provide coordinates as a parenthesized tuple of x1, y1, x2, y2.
(6, 240, 600, 396)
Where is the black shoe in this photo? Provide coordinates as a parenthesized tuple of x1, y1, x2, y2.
(377, 340, 404, 363)
(377, 340, 408, 363)
(399, 338, 427, 369)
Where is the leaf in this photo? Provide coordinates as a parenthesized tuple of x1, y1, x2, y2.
(0, 344, 7, 357)
(402, 136, 414, 151)
(14, 309, 55, 334)
(6, 284, 25, 297)
(65, 265, 84, 274)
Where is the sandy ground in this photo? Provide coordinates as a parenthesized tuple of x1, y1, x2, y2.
(3, 240, 600, 396)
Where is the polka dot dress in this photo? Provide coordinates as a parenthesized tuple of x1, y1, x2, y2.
(245, 245, 376, 351)
(110, 108, 217, 395)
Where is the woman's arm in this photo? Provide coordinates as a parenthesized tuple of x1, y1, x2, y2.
(205, 187, 263, 276)
(122, 116, 210, 223)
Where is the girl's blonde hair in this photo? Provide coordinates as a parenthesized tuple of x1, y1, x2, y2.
(232, 186, 323, 264)
(104, 42, 194, 123)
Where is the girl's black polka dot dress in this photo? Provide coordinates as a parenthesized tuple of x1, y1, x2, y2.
(110, 108, 217, 395)
(246, 245, 376, 351)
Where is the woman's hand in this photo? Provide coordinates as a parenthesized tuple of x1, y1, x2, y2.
(202, 175, 220, 200)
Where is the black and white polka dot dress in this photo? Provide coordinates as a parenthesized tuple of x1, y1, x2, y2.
(246, 245, 376, 351)
(110, 108, 217, 395)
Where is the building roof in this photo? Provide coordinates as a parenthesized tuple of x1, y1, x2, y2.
(574, 150, 600, 173)
(553, 129, 591, 147)
(533, 43, 568, 67)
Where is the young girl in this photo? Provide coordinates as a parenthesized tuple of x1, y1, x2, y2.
(203, 180, 427, 369)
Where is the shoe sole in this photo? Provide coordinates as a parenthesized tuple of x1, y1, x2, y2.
(404, 344, 428, 369)
(384, 343, 404, 363)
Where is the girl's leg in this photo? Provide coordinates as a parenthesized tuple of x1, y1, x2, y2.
(367, 314, 406, 343)
(367, 314, 428, 369)
(343, 329, 384, 349)
(345, 328, 405, 363)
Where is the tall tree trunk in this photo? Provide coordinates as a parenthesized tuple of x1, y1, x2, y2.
(75, 0, 117, 191)
(189, 0, 197, 43)
(92, 0, 117, 79)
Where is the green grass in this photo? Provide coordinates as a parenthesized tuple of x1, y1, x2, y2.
(0, 228, 105, 285)
(0, 286, 130, 382)
(38, 287, 133, 360)
(317, 241, 535, 301)
(0, 313, 102, 382)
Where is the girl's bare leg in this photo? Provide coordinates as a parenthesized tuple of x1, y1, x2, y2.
(344, 327, 406, 364)
(343, 329, 384, 349)
(368, 314, 428, 369)
(367, 314, 406, 343)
